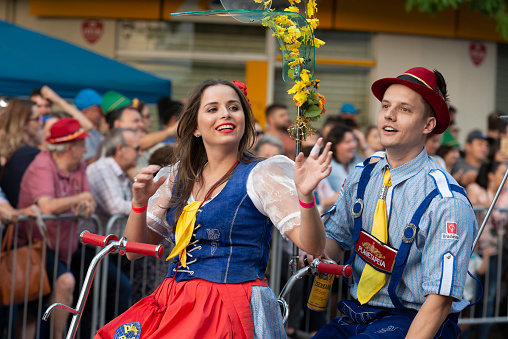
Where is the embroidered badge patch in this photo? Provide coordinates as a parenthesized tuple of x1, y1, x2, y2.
(442, 222, 459, 240)
(114, 321, 141, 339)
(355, 231, 397, 273)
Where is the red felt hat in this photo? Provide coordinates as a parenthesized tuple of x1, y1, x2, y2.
(371, 67, 450, 134)
(46, 118, 89, 144)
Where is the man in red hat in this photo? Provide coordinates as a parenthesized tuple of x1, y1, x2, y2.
(306, 67, 477, 338)
(18, 117, 96, 339)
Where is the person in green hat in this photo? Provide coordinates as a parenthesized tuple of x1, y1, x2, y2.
(437, 128, 461, 177)
(101, 91, 145, 134)
(101, 90, 132, 115)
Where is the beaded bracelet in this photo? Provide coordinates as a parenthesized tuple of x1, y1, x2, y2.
(298, 198, 316, 209)
(131, 203, 148, 213)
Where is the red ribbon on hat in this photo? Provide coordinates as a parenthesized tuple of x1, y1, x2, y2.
(47, 128, 86, 144)
(232, 80, 250, 104)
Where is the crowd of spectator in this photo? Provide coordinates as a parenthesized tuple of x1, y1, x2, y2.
(0, 84, 507, 338)
(0, 86, 181, 339)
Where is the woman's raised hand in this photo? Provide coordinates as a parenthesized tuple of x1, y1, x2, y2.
(294, 138, 333, 198)
(132, 165, 167, 207)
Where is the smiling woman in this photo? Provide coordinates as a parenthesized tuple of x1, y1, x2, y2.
(193, 84, 246, 159)
(325, 124, 364, 191)
(94, 79, 333, 339)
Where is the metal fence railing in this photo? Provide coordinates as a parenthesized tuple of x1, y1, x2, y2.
(1, 206, 507, 338)
(274, 206, 508, 334)
(0, 214, 102, 339)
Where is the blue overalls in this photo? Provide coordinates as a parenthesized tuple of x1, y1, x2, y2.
(314, 157, 469, 339)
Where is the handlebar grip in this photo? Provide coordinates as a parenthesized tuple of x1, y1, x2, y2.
(80, 231, 118, 247)
(317, 262, 353, 278)
(124, 241, 164, 259)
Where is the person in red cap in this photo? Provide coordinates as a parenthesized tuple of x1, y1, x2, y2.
(304, 67, 478, 338)
(18, 117, 96, 339)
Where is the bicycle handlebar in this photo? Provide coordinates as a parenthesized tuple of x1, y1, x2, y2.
(80, 231, 164, 259)
(124, 241, 164, 258)
(317, 262, 353, 277)
(80, 232, 118, 247)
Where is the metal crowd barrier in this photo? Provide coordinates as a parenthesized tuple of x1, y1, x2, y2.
(457, 206, 508, 328)
(3, 206, 507, 338)
(0, 212, 175, 339)
(269, 206, 508, 333)
(0, 214, 102, 339)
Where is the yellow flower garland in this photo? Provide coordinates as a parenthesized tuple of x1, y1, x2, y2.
(255, 0, 326, 140)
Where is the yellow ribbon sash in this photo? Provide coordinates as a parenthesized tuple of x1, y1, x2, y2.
(357, 168, 391, 304)
(166, 201, 202, 267)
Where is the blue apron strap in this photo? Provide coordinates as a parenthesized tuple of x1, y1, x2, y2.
(388, 184, 470, 309)
(344, 161, 377, 282)
(351, 162, 377, 243)
(451, 184, 473, 206)
(388, 188, 440, 309)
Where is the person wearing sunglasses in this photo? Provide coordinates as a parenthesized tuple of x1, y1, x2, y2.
(86, 127, 142, 230)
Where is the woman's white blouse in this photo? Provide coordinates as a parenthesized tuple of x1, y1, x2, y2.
(146, 155, 301, 241)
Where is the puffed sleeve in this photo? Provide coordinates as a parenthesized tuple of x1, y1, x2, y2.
(246, 155, 300, 238)
(146, 164, 178, 239)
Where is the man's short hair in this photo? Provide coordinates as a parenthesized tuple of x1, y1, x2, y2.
(29, 89, 53, 104)
(149, 145, 175, 167)
(47, 139, 81, 153)
(253, 134, 284, 155)
(157, 96, 183, 126)
(421, 98, 436, 120)
(487, 110, 505, 132)
(265, 103, 287, 118)
(106, 106, 132, 130)
(104, 127, 137, 157)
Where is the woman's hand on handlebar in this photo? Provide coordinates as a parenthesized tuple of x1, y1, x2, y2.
(299, 250, 331, 269)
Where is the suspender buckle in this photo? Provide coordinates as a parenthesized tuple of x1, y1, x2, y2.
(402, 223, 417, 243)
(351, 199, 364, 218)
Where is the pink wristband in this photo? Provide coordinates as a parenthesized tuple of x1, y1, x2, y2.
(298, 198, 316, 209)
(132, 203, 148, 213)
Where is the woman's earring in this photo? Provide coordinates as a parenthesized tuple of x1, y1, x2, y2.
(195, 133, 200, 138)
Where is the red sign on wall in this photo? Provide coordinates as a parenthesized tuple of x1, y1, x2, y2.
(82, 19, 104, 44)
(469, 42, 486, 67)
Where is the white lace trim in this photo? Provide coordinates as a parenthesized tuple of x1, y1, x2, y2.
(277, 212, 300, 239)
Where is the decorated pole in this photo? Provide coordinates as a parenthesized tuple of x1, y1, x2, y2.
(293, 108, 302, 274)
(171, 0, 327, 276)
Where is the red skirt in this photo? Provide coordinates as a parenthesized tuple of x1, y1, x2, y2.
(95, 278, 267, 339)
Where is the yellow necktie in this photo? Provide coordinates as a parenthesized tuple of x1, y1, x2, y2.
(166, 201, 202, 268)
(357, 167, 391, 304)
